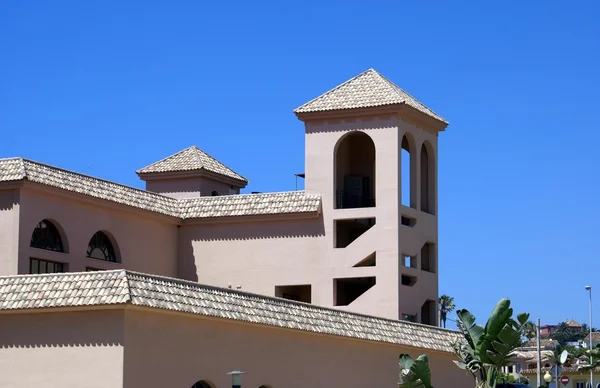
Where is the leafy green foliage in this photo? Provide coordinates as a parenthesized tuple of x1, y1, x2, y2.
(398, 354, 434, 388)
(497, 372, 516, 383)
(438, 295, 456, 329)
(453, 298, 530, 388)
(522, 320, 537, 340)
(550, 322, 596, 343)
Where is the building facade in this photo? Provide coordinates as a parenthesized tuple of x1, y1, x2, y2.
(0, 69, 472, 387)
(0, 69, 445, 324)
(0, 270, 471, 388)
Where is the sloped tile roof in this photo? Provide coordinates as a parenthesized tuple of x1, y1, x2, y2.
(0, 270, 131, 309)
(584, 332, 600, 342)
(524, 338, 560, 348)
(294, 69, 447, 124)
(137, 146, 247, 183)
(0, 157, 180, 216)
(0, 270, 461, 353)
(180, 191, 321, 218)
(0, 158, 320, 219)
(522, 366, 600, 374)
(0, 157, 26, 181)
(565, 319, 582, 327)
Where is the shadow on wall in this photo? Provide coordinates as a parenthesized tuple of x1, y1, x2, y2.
(191, 216, 325, 242)
(304, 116, 398, 134)
(0, 311, 124, 348)
(177, 216, 326, 282)
(0, 190, 17, 211)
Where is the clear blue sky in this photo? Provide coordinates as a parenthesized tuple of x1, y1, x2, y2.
(1, 1, 599, 329)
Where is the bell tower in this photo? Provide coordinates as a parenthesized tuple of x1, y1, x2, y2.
(294, 69, 447, 324)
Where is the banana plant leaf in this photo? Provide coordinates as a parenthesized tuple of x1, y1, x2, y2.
(478, 298, 513, 364)
(456, 309, 484, 349)
(398, 354, 434, 388)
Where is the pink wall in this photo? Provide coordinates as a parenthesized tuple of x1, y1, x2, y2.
(145, 176, 237, 199)
(301, 114, 439, 321)
(174, 114, 441, 322)
(0, 188, 20, 275)
(178, 217, 328, 298)
(0, 307, 472, 387)
(17, 186, 179, 276)
(0, 310, 125, 388)
(123, 308, 472, 388)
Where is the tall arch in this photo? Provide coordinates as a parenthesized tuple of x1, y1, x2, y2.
(191, 381, 215, 388)
(86, 231, 120, 263)
(401, 133, 417, 209)
(334, 131, 376, 209)
(420, 141, 435, 214)
(30, 219, 67, 253)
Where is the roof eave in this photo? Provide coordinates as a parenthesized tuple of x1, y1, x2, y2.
(295, 103, 448, 132)
(294, 103, 406, 121)
(137, 169, 248, 187)
(180, 210, 321, 224)
(0, 180, 25, 190)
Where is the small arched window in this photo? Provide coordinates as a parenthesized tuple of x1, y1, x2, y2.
(211, 191, 219, 196)
(30, 219, 65, 252)
(191, 381, 214, 388)
(86, 231, 118, 263)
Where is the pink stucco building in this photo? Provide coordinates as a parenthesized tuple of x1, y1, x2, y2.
(0, 69, 469, 387)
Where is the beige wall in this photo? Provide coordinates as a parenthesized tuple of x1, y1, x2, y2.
(0, 110, 442, 324)
(145, 176, 237, 199)
(17, 186, 179, 276)
(175, 114, 442, 322)
(0, 188, 20, 276)
(302, 114, 439, 321)
(124, 308, 471, 388)
(178, 217, 329, 300)
(0, 307, 472, 387)
(0, 310, 125, 388)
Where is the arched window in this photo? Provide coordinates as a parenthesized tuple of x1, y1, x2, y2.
(211, 191, 219, 196)
(86, 231, 119, 263)
(334, 131, 376, 209)
(401, 133, 417, 208)
(191, 381, 214, 388)
(30, 219, 65, 252)
(420, 141, 435, 215)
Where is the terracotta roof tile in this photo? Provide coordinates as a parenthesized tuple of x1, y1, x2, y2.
(180, 191, 321, 218)
(294, 69, 447, 124)
(524, 338, 560, 348)
(17, 158, 180, 216)
(566, 319, 583, 327)
(584, 332, 600, 341)
(0, 157, 26, 182)
(0, 270, 460, 353)
(522, 366, 600, 374)
(0, 271, 131, 310)
(137, 146, 247, 183)
(0, 158, 320, 219)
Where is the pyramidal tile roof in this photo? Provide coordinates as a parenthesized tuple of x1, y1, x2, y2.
(136, 146, 248, 183)
(294, 69, 447, 124)
(0, 270, 461, 352)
